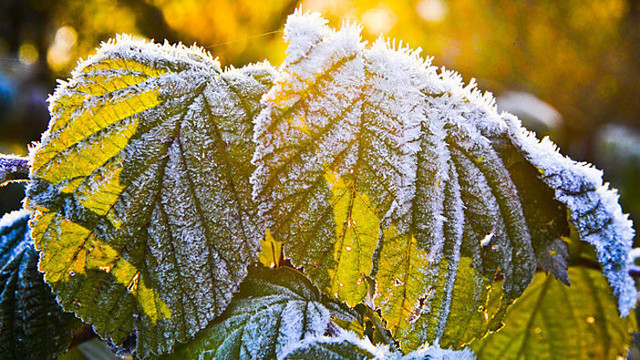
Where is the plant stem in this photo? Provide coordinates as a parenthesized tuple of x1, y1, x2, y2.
(0, 154, 30, 187)
(363, 305, 399, 353)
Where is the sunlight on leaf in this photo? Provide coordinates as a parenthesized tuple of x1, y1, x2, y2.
(0, 210, 81, 360)
(472, 268, 637, 359)
(26, 36, 274, 356)
(254, 12, 637, 352)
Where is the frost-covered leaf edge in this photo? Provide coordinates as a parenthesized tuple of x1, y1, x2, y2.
(503, 113, 637, 316)
(281, 329, 476, 360)
(26, 34, 274, 357)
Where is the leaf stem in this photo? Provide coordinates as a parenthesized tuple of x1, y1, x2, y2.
(0, 154, 30, 187)
(363, 305, 399, 353)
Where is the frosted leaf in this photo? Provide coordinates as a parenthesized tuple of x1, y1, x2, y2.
(281, 330, 396, 360)
(252, 10, 433, 306)
(281, 329, 476, 360)
(25, 36, 274, 356)
(501, 113, 636, 316)
(0, 210, 81, 360)
(262, 11, 637, 351)
(165, 266, 356, 359)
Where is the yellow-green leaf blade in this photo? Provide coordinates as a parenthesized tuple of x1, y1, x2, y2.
(0, 210, 82, 360)
(472, 268, 637, 359)
(26, 36, 273, 356)
(252, 12, 428, 307)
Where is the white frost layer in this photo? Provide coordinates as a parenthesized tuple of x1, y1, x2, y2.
(255, 10, 638, 323)
(280, 329, 477, 359)
(402, 343, 476, 360)
(0, 209, 30, 231)
(280, 330, 397, 359)
(503, 113, 637, 316)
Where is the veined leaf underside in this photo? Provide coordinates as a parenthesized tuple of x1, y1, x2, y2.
(0, 210, 81, 360)
(26, 36, 274, 356)
(253, 11, 637, 351)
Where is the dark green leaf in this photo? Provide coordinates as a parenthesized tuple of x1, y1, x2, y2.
(0, 210, 81, 360)
(165, 266, 356, 359)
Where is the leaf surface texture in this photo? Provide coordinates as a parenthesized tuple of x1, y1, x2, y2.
(472, 268, 637, 359)
(253, 11, 637, 350)
(165, 266, 355, 360)
(26, 36, 273, 356)
(0, 210, 81, 360)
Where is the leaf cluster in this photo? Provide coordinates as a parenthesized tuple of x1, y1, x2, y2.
(0, 10, 637, 360)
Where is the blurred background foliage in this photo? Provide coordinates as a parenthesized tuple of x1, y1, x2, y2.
(1, 0, 639, 234)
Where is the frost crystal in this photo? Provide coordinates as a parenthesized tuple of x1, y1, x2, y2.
(167, 267, 355, 359)
(281, 329, 476, 359)
(503, 113, 637, 315)
(253, 11, 637, 350)
(26, 35, 274, 356)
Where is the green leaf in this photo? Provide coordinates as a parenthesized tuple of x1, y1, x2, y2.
(254, 11, 637, 352)
(501, 114, 637, 316)
(281, 330, 476, 360)
(0, 210, 81, 360)
(165, 266, 356, 359)
(251, 13, 427, 306)
(26, 36, 274, 356)
(471, 267, 637, 359)
(281, 331, 390, 360)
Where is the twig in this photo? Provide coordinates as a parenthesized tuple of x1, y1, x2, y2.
(0, 154, 30, 187)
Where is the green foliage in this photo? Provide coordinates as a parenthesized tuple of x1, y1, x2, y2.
(0, 10, 636, 360)
(25, 36, 273, 356)
(281, 333, 383, 360)
(0, 210, 81, 360)
(166, 266, 355, 359)
(472, 267, 637, 359)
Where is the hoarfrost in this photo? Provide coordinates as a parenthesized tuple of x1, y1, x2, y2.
(26, 35, 275, 356)
(280, 329, 477, 359)
(255, 11, 637, 350)
(168, 267, 351, 360)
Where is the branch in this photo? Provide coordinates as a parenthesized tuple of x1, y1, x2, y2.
(0, 154, 30, 187)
